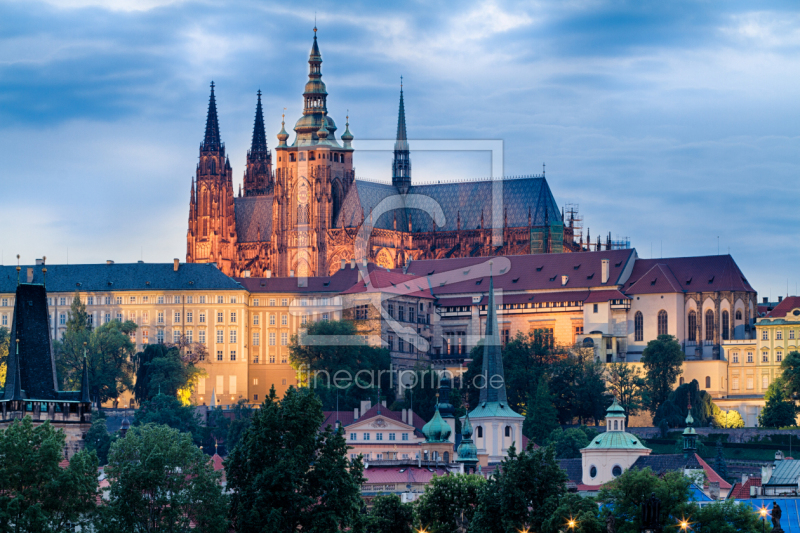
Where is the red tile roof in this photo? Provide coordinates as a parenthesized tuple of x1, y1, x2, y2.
(235, 264, 367, 293)
(363, 466, 449, 485)
(400, 249, 636, 295)
(322, 405, 427, 438)
(625, 263, 684, 295)
(341, 269, 435, 298)
(765, 297, 800, 318)
(694, 454, 731, 490)
(624, 255, 754, 295)
(584, 289, 630, 303)
(728, 477, 761, 499)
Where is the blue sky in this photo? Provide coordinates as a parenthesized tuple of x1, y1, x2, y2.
(0, 0, 798, 298)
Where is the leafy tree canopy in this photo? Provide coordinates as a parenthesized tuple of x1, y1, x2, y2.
(0, 417, 98, 532)
(134, 343, 204, 406)
(545, 426, 599, 459)
(641, 334, 684, 415)
(367, 493, 414, 533)
(759, 386, 797, 428)
(414, 474, 485, 533)
(523, 376, 560, 445)
(97, 423, 228, 533)
(606, 362, 647, 425)
(541, 493, 604, 533)
(133, 393, 205, 445)
(654, 379, 718, 428)
(471, 445, 568, 533)
(84, 417, 114, 466)
(226, 387, 365, 533)
(691, 499, 771, 533)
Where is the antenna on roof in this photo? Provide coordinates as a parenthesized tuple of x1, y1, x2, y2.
(16, 254, 20, 286)
(42, 256, 47, 289)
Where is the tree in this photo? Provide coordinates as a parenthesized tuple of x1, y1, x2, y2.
(759, 386, 797, 428)
(54, 294, 137, 409)
(654, 379, 718, 427)
(714, 408, 745, 429)
(367, 494, 414, 533)
(541, 493, 603, 533)
(779, 350, 800, 396)
(597, 468, 694, 533)
(414, 474, 485, 533)
(0, 417, 99, 532)
(606, 363, 646, 425)
(691, 499, 769, 533)
(133, 393, 205, 445)
(471, 445, 568, 533)
(205, 400, 253, 455)
(549, 350, 609, 425)
(641, 334, 684, 415)
(545, 427, 599, 459)
(97, 423, 228, 533)
(84, 417, 114, 466)
(290, 319, 393, 405)
(0, 326, 9, 389)
(523, 376, 560, 445)
(134, 344, 204, 406)
(226, 387, 365, 532)
(713, 439, 728, 482)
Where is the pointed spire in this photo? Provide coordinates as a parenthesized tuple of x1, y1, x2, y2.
(479, 261, 507, 404)
(203, 82, 221, 152)
(277, 109, 289, 147)
(392, 78, 411, 193)
(251, 90, 268, 154)
(341, 113, 353, 149)
(457, 400, 479, 472)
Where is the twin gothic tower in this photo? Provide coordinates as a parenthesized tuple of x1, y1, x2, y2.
(187, 30, 570, 278)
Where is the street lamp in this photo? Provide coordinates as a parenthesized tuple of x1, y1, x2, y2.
(758, 506, 769, 533)
(567, 517, 577, 530)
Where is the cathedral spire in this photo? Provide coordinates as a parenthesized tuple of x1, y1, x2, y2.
(251, 90, 268, 154)
(479, 262, 507, 404)
(392, 77, 411, 193)
(203, 82, 221, 152)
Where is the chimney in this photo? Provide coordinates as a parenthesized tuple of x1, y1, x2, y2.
(402, 408, 407, 424)
(290, 270, 295, 277)
(106, 260, 114, 265)
(351, 258, 356, 269)
(26, 268, 33, 283)
(362, 257, 368, 267)
(779, 296, 783, 302)
(173, 258, 180, 272)
(354, 407, 359, 420)
(266, 270, 272, 278)
(601, 259, 610, 284)
(709, 481, 720, 500)
(341, 259, 346, 270)
(742, 473, 749, 484)
(561, 275, 568, 286)
(381, 400, 387, 408)
(764, 297, 769, 304)
(751, 484, 759, 498)
(361, 400, 372, 415)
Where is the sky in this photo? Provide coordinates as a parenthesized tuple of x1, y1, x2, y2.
(0, 0, 798, 298)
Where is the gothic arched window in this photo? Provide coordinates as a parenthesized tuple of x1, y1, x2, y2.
(634, 312, 643, 342)
(705, 310, 715, 341)
(736, 309, 742, 321)
(722, 311, 729, 340)
(331, 180, 343, 226)
(297, 204, 310, 225)
(210, 159, 216, 175)
(657, 310, 668, 336)
(705, 376, 711, 389)
(688, 311, 697, 342)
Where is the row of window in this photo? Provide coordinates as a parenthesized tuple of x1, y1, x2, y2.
(46, 295, 240, 306)
(633, 310, 669, 341)
(251, 298, 290, 307)
(349, 432, 410, 441)
(731, 376, 770, 390)
(762, 329, 797, 341)
(53, 310, 242, 326)
(730, 350, 783, 364)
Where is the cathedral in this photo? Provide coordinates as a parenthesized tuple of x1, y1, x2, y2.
(186, 29, 586, 278)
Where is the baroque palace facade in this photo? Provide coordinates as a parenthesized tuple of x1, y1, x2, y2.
(186, 29, 588, 279)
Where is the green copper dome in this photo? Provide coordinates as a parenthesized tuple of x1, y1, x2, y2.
(457, 413, 478, 464)
(585, 431, 649, 450)
(606, 397, 626, 418)
(422, 404, 452, 443)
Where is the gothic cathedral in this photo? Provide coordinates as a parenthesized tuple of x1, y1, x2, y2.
(187, 29, 579, 278)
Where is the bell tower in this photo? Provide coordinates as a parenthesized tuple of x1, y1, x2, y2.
(187, 82, 238, 275)
(392, 79, 411, 194)
(243, 90, 273, 196)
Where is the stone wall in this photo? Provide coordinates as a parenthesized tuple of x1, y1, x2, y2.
(626, 426, 800, 444)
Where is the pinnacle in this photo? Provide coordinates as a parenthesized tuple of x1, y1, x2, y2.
(251, 90, 268, 153)
(203, 81, 221, 152)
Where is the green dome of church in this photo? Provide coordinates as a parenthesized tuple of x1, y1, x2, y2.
(422, 404, 452, 443)
(457, 413, 478, 464)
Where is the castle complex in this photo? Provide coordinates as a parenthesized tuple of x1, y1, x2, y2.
(186, 29, 597, 279)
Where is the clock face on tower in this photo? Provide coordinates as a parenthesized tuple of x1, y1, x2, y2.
(298, 182, 309, 204)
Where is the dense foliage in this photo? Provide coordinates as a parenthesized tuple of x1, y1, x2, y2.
(98, 423, 228, 533)
(134, 343, 205, 406)
(759, 386, 797, 428)
(606, 362, 647, 425)
(367, 494, 414, 533)
(641, 334, 684, 415)
(523, 376, 560, 444)
(414, 474, 485, 533)
(0, 418, 98, 532)
(133, 393, 205, 445)
(226, 387, 365, 532)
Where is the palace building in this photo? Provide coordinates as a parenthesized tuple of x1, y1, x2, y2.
(186, 29, 610, 279)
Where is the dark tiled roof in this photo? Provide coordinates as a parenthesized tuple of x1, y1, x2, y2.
(765, 297, 800, 318)
(624, 255, 754, 294)
(322, 405, 426, 439)
(341, 269, 435, 298)
(0, 263, 242, 293)
(401, 249, 636, 296)
(584, 289, 630, 303)
(625, 264, 683, 295)
(234, 195, 273, 243)
(631, 454, 690, 475)
(558, 458, 583, 484)
(335, 176, 562, 232)
(236, 264, 369, 294)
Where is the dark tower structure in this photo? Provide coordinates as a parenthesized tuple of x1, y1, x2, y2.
(392, 81, 411, 194)
(187, 82, 238, 274)
(243, 90, 273, 196)
(1, 282, 91, 457)
(479, 265, 507, 405)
